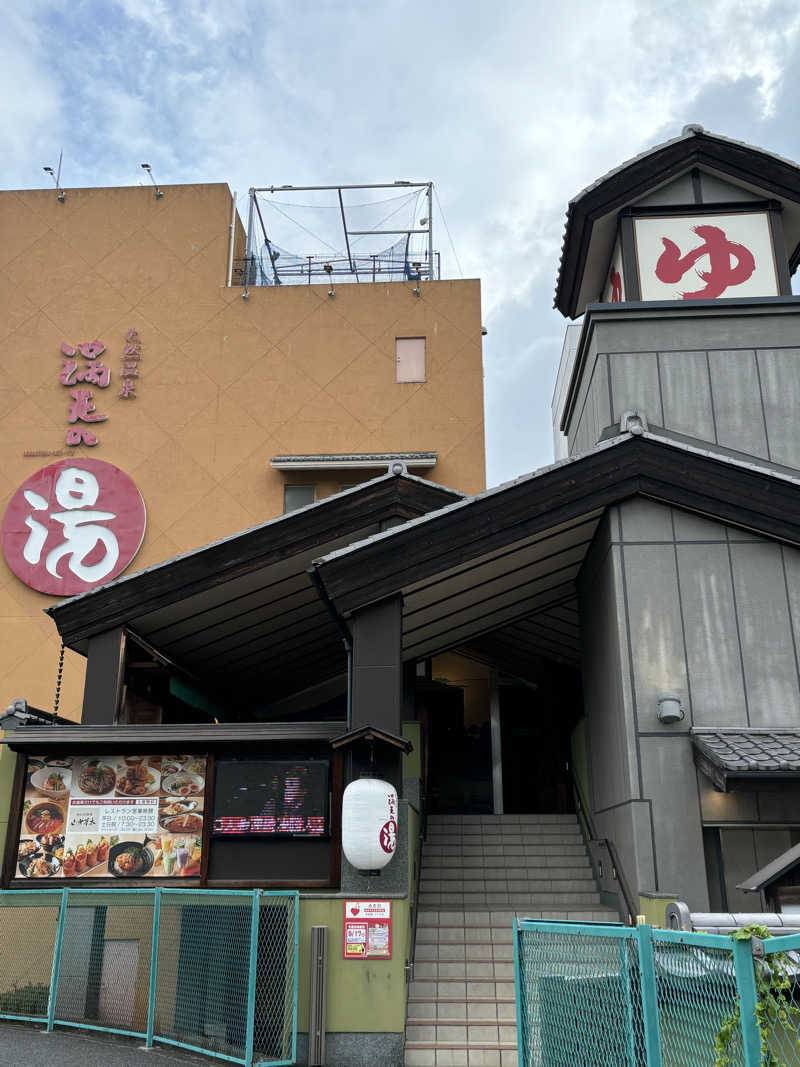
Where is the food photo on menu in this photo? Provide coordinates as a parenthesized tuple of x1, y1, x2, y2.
(16, 755, 207, 880)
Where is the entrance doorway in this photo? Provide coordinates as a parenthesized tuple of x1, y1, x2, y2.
(420, 653, 582, 816)
(499, 680, 575, 814)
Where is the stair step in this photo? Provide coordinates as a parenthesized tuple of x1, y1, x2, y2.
(407, 1005, 516, 1023)
(409, 978, 516, 1001)
(426, 813, 577, 823)
(406, 1051, 518, 1067)
(406, 1024, 517, 1044)
(406, 814, 605, 1067)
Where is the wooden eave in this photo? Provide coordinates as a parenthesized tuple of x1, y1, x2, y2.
(46, 473, 463, 651)
(1, 721, 347, 753)
(313, 433, 800, 622)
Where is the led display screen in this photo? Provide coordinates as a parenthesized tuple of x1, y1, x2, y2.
(212, 760, 329, 837)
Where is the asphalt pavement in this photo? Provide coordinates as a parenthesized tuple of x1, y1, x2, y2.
(0, 1023, 223, 1066)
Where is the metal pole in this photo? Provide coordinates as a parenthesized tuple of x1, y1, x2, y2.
(348, 229, 429, 236)
(635, 925, 663, 1067)
(428, 184, 434, 280)
(226, 192, 237, 287)
(732, 936, 763, 1067)
(145, 887, 161, 1048)
(338, 189, 355, 277)
(245, 189, 256, 267)
(291, 893, 300, 1064)
(46, 888, 69, 1031)
(255, 182, 430, 192)
(244, 889, 260, 1067)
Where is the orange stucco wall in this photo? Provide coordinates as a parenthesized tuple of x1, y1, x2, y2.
(0, 183, 485, 721)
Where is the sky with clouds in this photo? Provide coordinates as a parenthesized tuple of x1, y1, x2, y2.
(5, 0, 800, 486)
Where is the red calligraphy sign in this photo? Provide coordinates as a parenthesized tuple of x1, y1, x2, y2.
(655, 224, 756, 300)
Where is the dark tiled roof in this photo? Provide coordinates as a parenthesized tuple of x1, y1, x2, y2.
(692, 728, 800, 790)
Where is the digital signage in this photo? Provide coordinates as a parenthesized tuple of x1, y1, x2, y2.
(212, 760, 329, 837)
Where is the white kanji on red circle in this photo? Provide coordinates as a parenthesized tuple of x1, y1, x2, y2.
(2, 459, 146, 595)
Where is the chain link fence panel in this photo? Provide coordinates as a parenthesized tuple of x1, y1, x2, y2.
(651, 938, 743, 1066)
(516, 922, 646, 1066)
(0, 888, 298, 1066)
(0, 889, 62, 1022)
(253, 893, 298, 1067)
(516, 920, 800, 1067)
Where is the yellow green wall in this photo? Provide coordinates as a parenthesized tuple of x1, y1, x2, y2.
(296, 896, 410, 1034)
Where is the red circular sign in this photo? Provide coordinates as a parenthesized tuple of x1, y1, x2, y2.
(2, 459, 146, 596)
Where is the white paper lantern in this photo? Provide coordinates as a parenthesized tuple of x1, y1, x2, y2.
(341, 777, 398, 871)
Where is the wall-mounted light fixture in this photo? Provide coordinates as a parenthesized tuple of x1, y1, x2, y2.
(323, 263, 335, 297)
(411, 262, 422, 297)
(657, 692, 684, 724)
(43, 164, 65, 202)
(141, 163, 164, 199)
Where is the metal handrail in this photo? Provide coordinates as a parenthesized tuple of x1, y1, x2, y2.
(570, 772, 637, 924)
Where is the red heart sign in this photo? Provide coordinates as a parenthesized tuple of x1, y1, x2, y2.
(350, 906, 360, 916)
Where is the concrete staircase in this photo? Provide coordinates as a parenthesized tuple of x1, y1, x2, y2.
(404, 813, 618, 1067)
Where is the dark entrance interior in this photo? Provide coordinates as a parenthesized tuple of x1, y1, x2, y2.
(420, 655, 582, 816)
(423, 682, 492, 815)
(499, 672, 578, 814)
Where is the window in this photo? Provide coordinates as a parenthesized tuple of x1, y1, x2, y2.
(396, 337, 426, 383)
(284, 485, 315, 513)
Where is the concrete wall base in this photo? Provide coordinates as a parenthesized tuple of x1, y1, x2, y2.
(295, 1032, 404, 1067)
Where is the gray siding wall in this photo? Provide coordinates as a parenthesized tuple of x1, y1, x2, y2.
(579, 497, 800, 909)
(565, 307, 800, 471)
(568, 343, 612, 456)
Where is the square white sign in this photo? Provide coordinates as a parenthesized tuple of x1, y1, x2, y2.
(633, 212, 778, 302)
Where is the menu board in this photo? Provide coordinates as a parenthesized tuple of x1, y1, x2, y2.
(15, 754, 207, 880)
(212, 759, 328, 837)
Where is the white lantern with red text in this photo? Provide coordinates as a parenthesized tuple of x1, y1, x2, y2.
(341, 777, 398, 871)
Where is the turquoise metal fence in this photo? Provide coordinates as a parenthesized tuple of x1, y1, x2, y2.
(515, 918, 800, 1067)
(0, 887, 298, 1067)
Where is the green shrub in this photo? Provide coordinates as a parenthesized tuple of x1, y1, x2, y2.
(0, 982, 49, 1017)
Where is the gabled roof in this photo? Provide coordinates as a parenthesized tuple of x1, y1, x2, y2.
(46, 471, 463, 703)
(555, 126, 800, 318)
(312, 430, 800, 662)
(691, 728, 800, 792)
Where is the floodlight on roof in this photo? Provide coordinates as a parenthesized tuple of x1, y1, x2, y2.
(43, 155, 66, 202)
(140, 162, 164, 199)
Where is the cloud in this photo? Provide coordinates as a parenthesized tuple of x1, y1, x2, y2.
(5, 0, 800, 482)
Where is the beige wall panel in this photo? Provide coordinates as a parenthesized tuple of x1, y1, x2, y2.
(0, 184, 484, 721)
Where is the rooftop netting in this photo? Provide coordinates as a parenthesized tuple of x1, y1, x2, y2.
(243, 186, 437, 285)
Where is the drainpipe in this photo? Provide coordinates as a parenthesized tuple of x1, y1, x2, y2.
(307, 567, 353, 728)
